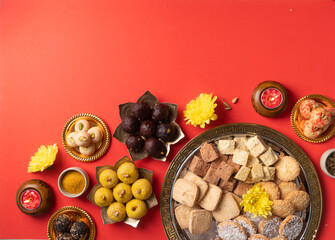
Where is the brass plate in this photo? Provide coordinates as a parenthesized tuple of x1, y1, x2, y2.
(62, 113, 111, 162)
(291, 94, 335, 143)
(160, 123, 322, 240)
(47, 206, 96, 240)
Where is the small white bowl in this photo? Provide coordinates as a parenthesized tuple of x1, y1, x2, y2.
(58, 167, 90, 198)
(320, 148, 335, 178)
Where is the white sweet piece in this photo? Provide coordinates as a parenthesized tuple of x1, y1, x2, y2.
(66, 132, 78, 148)
(232, 149, 249, 166)
(218, 140, 236, 155)
(262, 166, 276, 181)
(234, 166, 251, 181)
(75, 119, 91, 132)
(259, 147, 278, 166)
(79, 144, 96, 156)
(250, 163, 264, 182)
(246, 136, 267, 157)
(234, 137, 248, 151)
(88, 126, 103, 144)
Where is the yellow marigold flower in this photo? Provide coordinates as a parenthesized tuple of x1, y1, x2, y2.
(240, 183, 273, 218)
(183, 93, 218, 128)
(28, 144, 58, 173)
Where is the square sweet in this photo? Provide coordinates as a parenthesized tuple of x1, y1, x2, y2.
(217, 139, 235, 155)
(250, 163, 264, 182)
(227, 155, 241, 173)
(198, 184, 223, 211)
(232, 149, 249, 166)
(215, 161, 235, 183)
(259, 147, 279, 166)
(174, 205, 199, 229)
(189, 209, 213, 234)
(200, 143, 219, 163)
(219, 177, 236, 192)
(262, 166, 276, 181)
(246, 136, 268, 157)
(203, 167, 220, 185)
(246, 155, 260, 168)
(210, 154, 228, 170)
(234, 166, 251, 181)
(233, 181, 253, 197)
(212, 192, 241, 221)
(234, 136, 248, 151)
(188, 155, 210, 177)
(172, 179, 199, 207)
(184, 171, 209, 202)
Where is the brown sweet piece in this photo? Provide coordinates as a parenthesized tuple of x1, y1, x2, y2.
(188, 155, 210, 177)
(242, 211, 266, 228)
(271, 200, 295, 218)
(198, 184, 223, 211)
(203, 167, 220, 185)
(271, 237, 288, 240)
(211, 155, 228, 169)
(189, 209, 213, 234)
(219, 178, 236, 192)
(258, 216, 281, 239)
(258, 182, 280, 201)
(174, 205, 199, 229)
(217, 220, 247, 240)
(200, 143, 219, 163)
(213, 193, 241, 221)
(274, 156, 300, 182)
(227, 155, 241, 173)
(216, 161, 235, 183)
(230, 192, 242, 210)
(184, 171, 209, 202)
(278, 182, 299, 199)
(249, 234, 269, 240)
(233, 216, 257, 237)
(284, 191, 310, 212)
(233, 181, 253, 197)
(172, 179, 199, 207)
(279, 215, 303, 240)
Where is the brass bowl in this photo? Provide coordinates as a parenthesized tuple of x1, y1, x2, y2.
(47, 206, 96, 240)
(291, 94, 335, 143)
(62, 113, 111, 162)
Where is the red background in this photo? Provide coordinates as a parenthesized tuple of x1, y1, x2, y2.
(1, 0, 335, 239)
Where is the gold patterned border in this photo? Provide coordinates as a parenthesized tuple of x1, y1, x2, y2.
(160, 123, 322, 240)
(47, 206, 96, 240)
(291, 94, 335, 143)
(62, 113, 111, 162)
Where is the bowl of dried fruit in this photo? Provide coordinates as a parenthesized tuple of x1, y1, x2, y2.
(320, 148, 335, 178)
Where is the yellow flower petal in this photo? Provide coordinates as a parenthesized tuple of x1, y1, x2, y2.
(28, 144, 58, 173)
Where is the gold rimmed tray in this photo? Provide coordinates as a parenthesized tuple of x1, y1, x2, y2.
(160, 123, 322, 240)
(291, 94, 335, 143)
(47, 206, 96, 240)
(62, 113, 111, 162)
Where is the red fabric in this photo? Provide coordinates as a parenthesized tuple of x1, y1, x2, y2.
(0, 0, 334, 239)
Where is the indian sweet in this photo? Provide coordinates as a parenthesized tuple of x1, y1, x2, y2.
(99, 169, 118, 188)
(139, 119, 157, 138)
(156, 123, 176, 142)
(131, 101, 152, 119)
(54, 214, 72, 233)
(131, 178, 153, 200)
(79, 144, 96, 156)
(107, 202, 127, 222)
(74, 119, 90, 132)
(144, 138, 167, 158)
(66, 132, 78, 148)
(126, 199, 147, 220)
(113, 183, 133, 203)
(70, 221, 89, 240)
(121, 116, 140, 133)
(125, 135, 144, 152)
(151, 103, 169, 122)
(74, 131, 91, 147)
(94, 187, 113, 207)
(56, 232, 74, 240)
(117, 162, 139, 184)
(87, 126, 103, 144)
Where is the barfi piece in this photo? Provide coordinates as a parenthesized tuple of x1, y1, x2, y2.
(216, 161, 235, 184)
(233, 181, 253, 197)
(198, 184, 223, 211)
(203, 167, 220, 185)
(210, 154, 228, 170)
(262, 166, 276, 181)
(227, 155, 241, 173)
(172, 179, 199, 207)
(259, 147, 279, 166)
(175, 205, 199, 229)
(234, 166, 251, 181)
(213, 192, 241, 221)
(188, 155, 210, 177)
(189, 209, 213, 234)
(250, 163, 264, 182)
(246, 136, 267, 157)
(200, 143, 219, 163)
(234, 136, 248, 151)
(218, 139, 235, 155)
(219, 178, 236, 192)
(246, 155, 260, 168)
(184, 172, 209, 202)
(232, 149, 249, 166)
